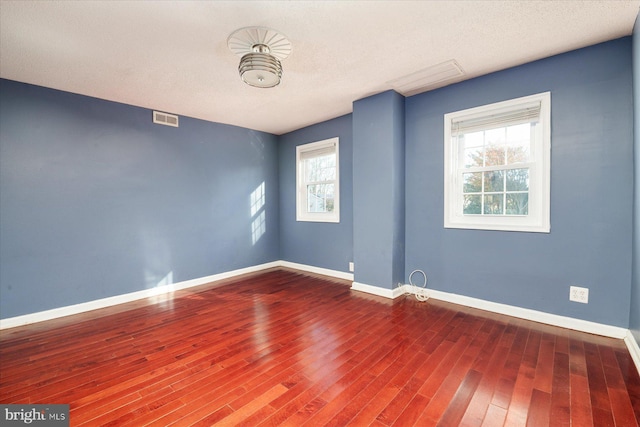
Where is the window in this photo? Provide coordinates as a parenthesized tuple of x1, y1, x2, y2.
(444, 92, 550, 232)
(296, 137, 340, 222)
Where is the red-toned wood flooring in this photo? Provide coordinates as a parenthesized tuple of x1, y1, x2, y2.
(1, 268, 639, 426)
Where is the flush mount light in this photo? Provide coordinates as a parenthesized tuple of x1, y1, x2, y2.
(227, 26, 292, 88)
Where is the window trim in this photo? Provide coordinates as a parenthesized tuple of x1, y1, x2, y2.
(444, 92, 551, 233)
(296, 137, 340, 223)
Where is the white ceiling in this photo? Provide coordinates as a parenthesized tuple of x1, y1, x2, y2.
(1, 1, 638, 135)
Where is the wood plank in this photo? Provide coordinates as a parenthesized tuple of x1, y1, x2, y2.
(550, 351, 571, 426)
(526, 388, 550, 427)
(583, 341, 614, 426)
(504, 330, 541, 425)
(614, 348, 640, 423)
(569, 338, 594, 427)
(435, 369, 482, 427)
(481, 403, 507, 427)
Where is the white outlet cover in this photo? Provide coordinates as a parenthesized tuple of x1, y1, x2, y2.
(569, 286, 589, 304)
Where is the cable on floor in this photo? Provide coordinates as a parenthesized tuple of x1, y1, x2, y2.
(409, 269, 429, 302)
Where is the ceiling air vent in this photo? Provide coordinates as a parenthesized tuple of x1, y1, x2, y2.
(388, 60, 465, 96)
(153, 111, 179, 127)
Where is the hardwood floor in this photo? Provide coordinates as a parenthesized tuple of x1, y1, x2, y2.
(1, 268, 639, 426)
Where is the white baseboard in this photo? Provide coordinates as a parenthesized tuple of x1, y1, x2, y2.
(279, 260, 354, 281)
(350, 281, 407, 299)
(351, 281, 395, 299)
(0, 261, 280, 330)
(354, 283, 628, 340)
(424, 287, 628, 339)
(0, 260, 354, 330)
(625, 330, 640, 374)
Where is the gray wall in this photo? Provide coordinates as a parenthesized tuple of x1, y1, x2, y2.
(0, 80, 280, 318)
(405, 38, 633, 327)
(278, 114, 353, 273)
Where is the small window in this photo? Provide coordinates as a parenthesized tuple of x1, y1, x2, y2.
(444, 92, 550, 232)
(296, 137, 340, 223)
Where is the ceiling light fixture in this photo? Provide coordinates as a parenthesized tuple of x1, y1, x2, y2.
(227, 27, 292, 88)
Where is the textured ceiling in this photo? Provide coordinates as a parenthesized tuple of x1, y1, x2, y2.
(1, 1, 638, 135)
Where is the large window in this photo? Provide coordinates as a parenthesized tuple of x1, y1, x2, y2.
(444, 92, 550, 232)
(296, 137, 340, 223)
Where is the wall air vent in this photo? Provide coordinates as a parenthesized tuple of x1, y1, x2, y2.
(388, 60, 465, 96)
(153, 111, 179, 127)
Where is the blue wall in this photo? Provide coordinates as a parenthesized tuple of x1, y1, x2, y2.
(405, 38, 633, 327)
(352, 91, 405, 289)
(2, 36, 637, 330)
(278, 115, 353, 273)
(632, 16, 640, 342)
(0, 79, 280, 318)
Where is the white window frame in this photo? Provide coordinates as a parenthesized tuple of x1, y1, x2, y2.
(444, 92, 551, 233)
(296, 137, 340, 223)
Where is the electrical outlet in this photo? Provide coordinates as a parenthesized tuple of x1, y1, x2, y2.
(349, 262, 354, 272)
(569, 286, 589, 304)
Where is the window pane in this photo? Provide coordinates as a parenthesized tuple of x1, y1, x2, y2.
(463, 172, 482, 193)
(463, 195, 482, 214)
(506, 193, 529, 215)
(463, 132, 484, 168)
(463, 147, 484, 168)
(506, 168, 529, 191)
(483, 170, 504, 192)
(484, 144, 506, 167)
(484, 128, 506, 167)
(307, 184, 335, 213)
(506, 123, 531, 164)
(305, 158, 318, 181)
(305, 154, 335, 182)
(506, 143, 530, 164)
(506, 123, 530, 143)
(485, 128, 505, 145)
(483, 194, 503, 215)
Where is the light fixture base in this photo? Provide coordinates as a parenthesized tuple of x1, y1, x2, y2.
(227, 27, 291, 60)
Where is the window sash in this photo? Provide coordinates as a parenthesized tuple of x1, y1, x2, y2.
(460, 165, 530, 217)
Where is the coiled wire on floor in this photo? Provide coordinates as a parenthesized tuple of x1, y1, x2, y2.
(409, 269, 429, 301)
